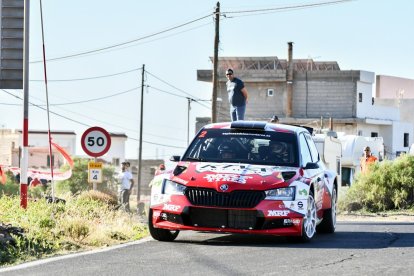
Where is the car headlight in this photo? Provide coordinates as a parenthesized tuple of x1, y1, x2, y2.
(163, 179, 186, 195)
(265, 187, 295, 201)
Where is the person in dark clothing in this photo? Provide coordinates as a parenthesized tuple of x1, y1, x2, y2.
(226, 69, 249, 121)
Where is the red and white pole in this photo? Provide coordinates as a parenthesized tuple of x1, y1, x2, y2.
(20, 0, 30, 209)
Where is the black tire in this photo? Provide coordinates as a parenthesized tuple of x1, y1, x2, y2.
(299, 190, 317, 242)
(317, 186, 337, 233)
(148, 208, 179, 242)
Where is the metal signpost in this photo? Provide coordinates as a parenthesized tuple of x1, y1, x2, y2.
(81, 127, 111, 190)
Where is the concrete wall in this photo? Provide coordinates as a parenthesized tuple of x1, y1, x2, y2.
(99, 135, 127, 163)
(24, 133, 76, 155)
(0, 129, 18, 165)
(126, 159, 164, 200)
(390, 122, 413, 157)
(293, 71, 359, 118)
(202, 69, 370, 122)
(376, 75, 414, 99)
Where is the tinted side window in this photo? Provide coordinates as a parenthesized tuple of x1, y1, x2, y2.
(299, 133, 312, 166)
(304, 133, 319, 162)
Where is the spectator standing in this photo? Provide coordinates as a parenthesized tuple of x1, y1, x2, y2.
(360, 146, 378, 173)
(154, 164, 166, 175)
(226, 69, 248, 121)
(119, 161, 134, 212)
(269, 115, 279, 123)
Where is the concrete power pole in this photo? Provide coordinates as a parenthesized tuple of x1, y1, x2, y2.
(211, 2, 220, 123)
(137, 64, 144, 215)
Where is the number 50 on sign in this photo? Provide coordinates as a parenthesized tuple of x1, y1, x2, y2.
(88, 162, 103, 183)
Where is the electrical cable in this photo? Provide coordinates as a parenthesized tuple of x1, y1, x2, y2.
(222, 0, 354, 16)
(47, 86, 141, 106)
(1, 89, 187, 149)
(29, 13, 213, 64)
(30, 67, 142, 82)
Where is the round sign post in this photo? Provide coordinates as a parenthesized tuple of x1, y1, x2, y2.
(81, 126, 111, 157)
(81, 127, 111, 190)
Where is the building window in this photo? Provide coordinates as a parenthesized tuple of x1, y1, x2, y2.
(47, 155, 54, 167)
(358, 93, 362, 102)
(358, 130, 363, 136)
(112, 158, 120, 166)
(371, 132, 378, 137)
(404, 133, 409, 147)
(267, 88, 274, 97)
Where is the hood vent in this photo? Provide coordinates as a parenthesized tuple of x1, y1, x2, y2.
(281, 171, 297, 181)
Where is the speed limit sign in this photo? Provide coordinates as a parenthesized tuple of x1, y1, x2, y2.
(81, 126, 111, 157)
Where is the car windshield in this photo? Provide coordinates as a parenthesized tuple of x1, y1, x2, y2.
(182, 129, 299, 166)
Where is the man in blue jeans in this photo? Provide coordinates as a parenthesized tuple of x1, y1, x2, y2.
(226, 69, 249, 121)
(119, 161, 134, 212)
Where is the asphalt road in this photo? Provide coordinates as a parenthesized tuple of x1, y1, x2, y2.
(1, 221, 414, 276)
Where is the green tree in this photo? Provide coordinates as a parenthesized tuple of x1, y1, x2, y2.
(56, 158, 117, 195)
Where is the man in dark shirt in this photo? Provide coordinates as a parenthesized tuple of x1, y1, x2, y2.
(226, 69, 249, 121)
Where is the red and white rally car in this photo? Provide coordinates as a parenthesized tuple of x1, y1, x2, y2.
(148, 121, 338, 242)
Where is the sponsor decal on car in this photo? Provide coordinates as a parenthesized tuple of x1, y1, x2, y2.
(163, 203, 181, 212)
(268, 210, 290, 217)
(172, 176, 189, 185)
(196, 163, 283, 177)
(298, 188, 307, 196)
(284, 218, 301, 225)
(203, 173, 252, 184)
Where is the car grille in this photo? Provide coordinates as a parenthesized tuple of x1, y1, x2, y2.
(160, 208, 292, 230)
(185, 188, 265, 208)
(187, 208, 260, 229)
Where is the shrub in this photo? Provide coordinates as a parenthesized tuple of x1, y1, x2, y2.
(64, 219, 90, 242)
(0, 192, 147, 266)
(340, 154, 414, 212)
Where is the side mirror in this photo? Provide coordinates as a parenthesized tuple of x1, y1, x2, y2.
(170, 155, 180, 162)
(303, 162, 319, 170)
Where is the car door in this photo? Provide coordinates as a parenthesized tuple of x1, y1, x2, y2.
(299, 132, 325, 212)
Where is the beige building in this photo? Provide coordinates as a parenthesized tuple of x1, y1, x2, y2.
(0, 129, 75, 168)
(196, 44, 413, 159)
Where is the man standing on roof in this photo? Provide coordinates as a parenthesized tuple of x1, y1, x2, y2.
(360, 146, 378, 173)
(226, 69, 249, 121)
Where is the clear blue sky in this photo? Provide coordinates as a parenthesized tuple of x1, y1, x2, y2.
(1, 0, 413, 161)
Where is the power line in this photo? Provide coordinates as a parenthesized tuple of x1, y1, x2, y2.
(47, 87, 140, 106)
(29, 13, 213, 64)
(146, 70, 203, 101)
(148, 85, 196, 100)
(28, 92, 188, 143)
(1, 89, 187, 149)
(222, 0, 354, 16)
(30, 67, 142, 82)
(145, 70, 229, 117)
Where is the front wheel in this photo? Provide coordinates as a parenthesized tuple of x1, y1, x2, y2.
(300, 190, 317, 242)
(148, 208, 179, 242)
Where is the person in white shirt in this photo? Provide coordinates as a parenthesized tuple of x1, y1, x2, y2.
(119, 161, 134, 212)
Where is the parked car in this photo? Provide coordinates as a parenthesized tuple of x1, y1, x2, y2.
(148, 121, 338, 242)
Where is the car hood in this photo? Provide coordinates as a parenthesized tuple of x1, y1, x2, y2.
(170, 161, 299, 192)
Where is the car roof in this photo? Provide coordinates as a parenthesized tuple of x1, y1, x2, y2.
(202, 121, 312, 135)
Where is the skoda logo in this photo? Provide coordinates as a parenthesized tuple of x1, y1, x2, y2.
(219, 184, 229, 192)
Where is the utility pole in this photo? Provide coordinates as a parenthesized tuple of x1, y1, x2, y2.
(211, 2, 220, 123)
(187, 97, 194, 145)
(137, 64, 144, 215)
